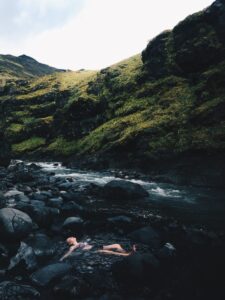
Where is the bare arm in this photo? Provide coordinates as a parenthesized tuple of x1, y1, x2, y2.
(60, 245, 78, 261)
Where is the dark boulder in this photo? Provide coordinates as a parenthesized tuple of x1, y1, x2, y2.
(103, 180, 148, 201)
(15, 203, 59, 228)
(157, 242, 176, 259)
(112, 253, 160, 285)
(0, 208, 32, 241)
(14, 193, 30, 204)
(0, 243, 9, 267)
(62, 216, 84, 233)
(54, 275, 89, 299)
(107, 215, 132, 230)
(47, 197, 63, 208)
(128, 226, 162, 248)
(8, 242, 37, 273)
(31, 263, 72, 287)
(61, 201, 84, 217)
(0, 281, 40, 300)
(0, 193, 6, 209)
(26, 233, 56, 259)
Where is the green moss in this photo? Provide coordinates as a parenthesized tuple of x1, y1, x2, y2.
(12, 137, 46, 155)
(47, 137, 77, 156)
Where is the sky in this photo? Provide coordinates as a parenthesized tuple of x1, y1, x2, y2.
(0, 0, 214, 70)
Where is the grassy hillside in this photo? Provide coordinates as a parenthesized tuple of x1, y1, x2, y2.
(1, 0, 225, 185)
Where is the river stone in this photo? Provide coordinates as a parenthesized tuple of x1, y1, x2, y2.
(14, 193, 30, 203)
(62, 216, 84, 232)
(128, 226, 162, 248)
(31, 263, 72, 287)
(0, 193, 6, 209)
(0, 208, 32, 240)
(103, 180, 148, 201)
(112, 253, 160, 285)
(8, 242, 37, 272)
(0, 281, 40, 300)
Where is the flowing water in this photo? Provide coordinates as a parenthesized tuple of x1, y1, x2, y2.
(33, 162, 225, 228)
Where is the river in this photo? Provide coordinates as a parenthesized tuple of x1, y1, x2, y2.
(32, 162, 225, 229)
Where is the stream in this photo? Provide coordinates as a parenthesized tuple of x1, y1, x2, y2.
(34, 162, 225, 229)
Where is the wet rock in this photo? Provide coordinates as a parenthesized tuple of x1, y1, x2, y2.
(4, 189, 23, 198)
(31, 193, 48, 202)
(103, 180, 148, 201)
(31, 263, 72, 287)
(13, 171, 34, 183)
(107, 215, 132, 230)
(0, 281, 40, 300)
(29, 163, 41, 171)
(14, 194, 30, 203)
(26, 233, 56, 259)
(54, 275, 89, 298)
(62, 216, 84, 233)
(8, 242, 37, 272)
(157, 242, 176, 259)
(0, 192, 6, 208)
(58, 182, 75, 190)
(0, 243, 9, 266)
(0, 208, 33, 241)
(47, 197, 63, 208)
(15, 203, 59, 227)
(112, 253, 159, 285)
(128, 226, 162, 248)
(61, 201, 84, 217)
(30, 200, 45, 207)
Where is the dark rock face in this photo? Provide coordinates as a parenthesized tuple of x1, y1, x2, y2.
(0, 208, 32, 240)
(103, 180, 148, 201)
(0, 281, 40, 300)
(31, 263, 72, 287)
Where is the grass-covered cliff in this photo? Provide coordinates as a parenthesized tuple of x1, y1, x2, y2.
(1, 0, 225, 185)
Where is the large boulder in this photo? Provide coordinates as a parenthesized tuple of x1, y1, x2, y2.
(62, 217, 84, 233)
(0, 208, 32, 241)
(8, 242, 37, 273)
(128, 226, 162, 248)
(0, 281, 39, 300)
(103, 180, 148, 201)
(112, 253, 160, 285)
(31, 263, 72, 287)
(15, 202, 59, 228)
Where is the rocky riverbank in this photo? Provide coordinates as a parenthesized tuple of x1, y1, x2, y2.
(0, 161, 224, 300)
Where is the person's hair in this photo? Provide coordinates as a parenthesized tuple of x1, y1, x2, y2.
(66, 237, 77, 245)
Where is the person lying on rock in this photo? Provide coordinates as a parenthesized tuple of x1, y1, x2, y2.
(60, 236, 136, 261)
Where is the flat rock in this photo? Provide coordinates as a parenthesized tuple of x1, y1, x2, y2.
(31, 263, 72, 287)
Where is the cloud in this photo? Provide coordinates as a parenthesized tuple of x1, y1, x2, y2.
(0, 0, 85, 40)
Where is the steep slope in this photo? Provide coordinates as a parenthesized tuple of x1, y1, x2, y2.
(1, 0, 225, 186)
(0, 54, 64, 80)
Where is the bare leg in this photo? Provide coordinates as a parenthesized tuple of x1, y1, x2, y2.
(97, 249, 131, 256)
(102, 244, 126, 253)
